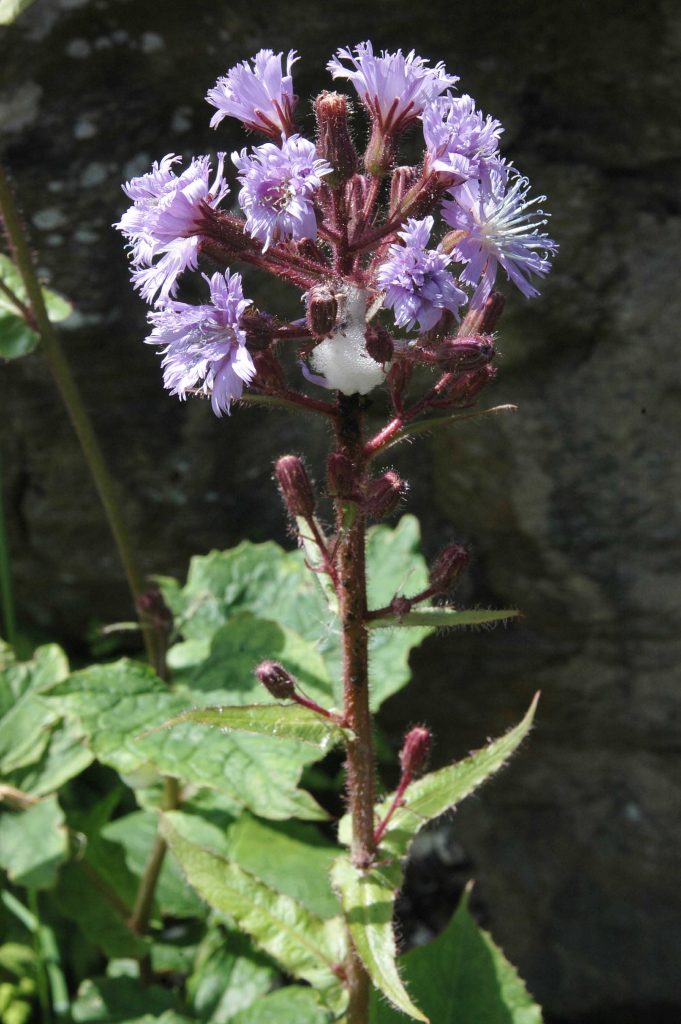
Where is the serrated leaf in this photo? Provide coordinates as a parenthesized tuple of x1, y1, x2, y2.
(368, 607, 520, 629)
(0, 255, 72, 360)
(160, 703, 345, 751)
(332, 856, 427, 1023)
(45, 657, 327, 821)
(371, 889, 542, 1024)
(55, 862, 148, 961)
(0, 795, 68, 890)
(339, 696, 538, 855)
(167, 516, 433, 711)
(232, 986, 331, 1024)
(0, 644, 70, 771)
(188, 927, 276, 1023)
(161, 814, 346, 1009)
(0, 0, 38, 25)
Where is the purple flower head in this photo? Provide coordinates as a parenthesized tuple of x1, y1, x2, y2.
(206, 49, 299, 139)
(232, 134, 332, 250)
(442, 167, 558, 308)
(422, 94, 503, 184)
(145, 270, 255, 416)
(116, 154, 229, 305)
(327, 41, 457, 133)
(376, 216, 466, 332)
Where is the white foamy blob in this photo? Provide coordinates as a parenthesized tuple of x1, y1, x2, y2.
(310, 286, 388, 395)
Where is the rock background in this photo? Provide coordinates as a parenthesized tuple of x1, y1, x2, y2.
(1, 1, 680, 1020)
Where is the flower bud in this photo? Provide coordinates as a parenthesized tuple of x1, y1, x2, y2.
(389, 166, 419, 215)
(399, 726, 432, 777)
(306, 284, 338, 339)
(364, 470, 406, 520)
(255, 660, 297, 700)
(364, 123, 396, 177)
(436, 335, 495, 373)
(387, 359, 413, 412)
(136, 586, 173, 632)
(345, 173, 371, 233)
(365, 324, 394, 365)
(445, 364, 497, 405)
(315, 91, 358, 186)
(252, 349, 286, 390)
(460, 290, 505, 335)
(327, 452, 356, 500)
(275, 455, 316, 519)
(429, 543, 469, 593)
(241, 308, 277, 350)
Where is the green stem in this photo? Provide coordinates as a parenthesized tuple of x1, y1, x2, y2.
(0, 453, 17, 646)
(334, 393, 375, 1024)
(0, 163, 156, 664)
(27, 889, 52, 1024)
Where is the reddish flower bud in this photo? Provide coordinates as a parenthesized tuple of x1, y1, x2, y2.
(345, 173, 371, 233)
(436, 335, 495, 373)
(136, 586, 173, 632)
(389, 166, 419, 215)
(315, 91, 358, 185)
(241, 308, 277, 350)
(429, 543, 469, 593)
(444, 364, 497, 405)
(327, 452, 357, 500)
(275, 455, 316, 519)
(364, 470, 406, 520)
(459, 290, 505, 335)
(255, 660, 297, 700)
(387, 359, 413, 412)
(306, 284, 339, 339)
(399, 726, 432, 777)
(252, 349, 286, 390)
(365, 324, 394, 365)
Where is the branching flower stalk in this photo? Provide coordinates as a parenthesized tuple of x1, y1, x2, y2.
(116, 41, 556, 1021)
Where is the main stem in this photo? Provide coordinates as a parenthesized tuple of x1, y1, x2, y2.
(335, 393, 376, 1024)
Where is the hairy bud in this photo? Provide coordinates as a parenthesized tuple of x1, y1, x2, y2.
(315, 91, 358, 185)
(364, 470, 406, 520)
(429, 543, 469, 593)
(445, 364, 497, 404)
(275, 455, 316, 519)
(306, 284, 339, 339)
(399, 726, 432, 777)
(345, 173, 371, 234)
(460, 290, 505, 335)
(437, 335, 495, 373)
(241, 309, 277, 350)
(327, 452, 357, 500)
(365, 324, 394, 365)
(389, 166, 419, 215)
(255, 660, 297, 700)
(387, 359, 413, 412)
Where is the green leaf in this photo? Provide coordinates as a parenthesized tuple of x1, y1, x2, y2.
(227, 814, 341, 920)
(0, 255, 72, 361)
(54, 862, 148, 961)
(160, 703, 345, 751)
(0, 0, 38, 26)
(371, 890, 542, 1024)
(102, 811, 205, 920)
(232, 986, 331, 1024)
(338, 696, 538, 856)
(46, 658, 327, 821)
(71, 974, 189, 1022)
(166, 516, 434, 711)
(332, 856, 427, 1023)
(187, 927, 276, 1023)
(368, 607, 520, 629)
(161, 814, 346, 1010)
(0, 795, 68, 890)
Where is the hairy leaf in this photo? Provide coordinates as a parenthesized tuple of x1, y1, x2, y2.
(339, 696, 538, 856)
(332, 856, 427, 1022)
(162, 815, 346, 1009)
(368, 607, 520, 629)
(371, 890, 542, 1024)
(46, 658, 327, 820)
(160, 703, 345, 751)
(55, 861, 148, 960)
(188, 927, 276, 1023)
(232, 986, 331, 1024)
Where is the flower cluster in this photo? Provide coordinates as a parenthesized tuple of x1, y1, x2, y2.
(116, 42, 556, 415)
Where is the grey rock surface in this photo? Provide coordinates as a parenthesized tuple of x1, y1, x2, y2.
(1, 0, 679, 1019)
